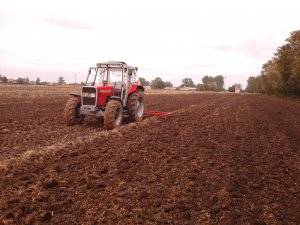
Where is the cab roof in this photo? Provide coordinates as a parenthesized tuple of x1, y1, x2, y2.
(96, 61, 138, 70)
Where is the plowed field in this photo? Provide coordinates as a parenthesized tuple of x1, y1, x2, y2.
(0, 86, 300, 225)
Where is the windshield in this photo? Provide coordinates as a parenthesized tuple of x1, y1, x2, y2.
(108, 68, 122, 84)
(86, 68, 107, 86)
(85, 67, 124, 86)
(86, 68, 97, 86)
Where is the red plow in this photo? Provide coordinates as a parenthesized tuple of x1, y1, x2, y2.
(144, 111, 172, 119)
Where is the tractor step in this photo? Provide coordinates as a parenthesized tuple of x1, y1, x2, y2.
(144, 111, 172, 119)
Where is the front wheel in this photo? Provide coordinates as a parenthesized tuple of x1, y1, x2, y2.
(104, 100, 123, 130)
(64, 97, 84, 126)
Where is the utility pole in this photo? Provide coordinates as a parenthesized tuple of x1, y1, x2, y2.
(75, 74, 77, 84)
(224, 76, 226, 90)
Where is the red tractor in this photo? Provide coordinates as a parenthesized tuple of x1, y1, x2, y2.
(64, 61, 144, 129)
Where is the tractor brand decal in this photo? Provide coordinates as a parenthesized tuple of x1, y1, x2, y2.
(99, 90, 112, 93)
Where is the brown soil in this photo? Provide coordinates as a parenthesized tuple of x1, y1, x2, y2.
(0, 87, 299, 224)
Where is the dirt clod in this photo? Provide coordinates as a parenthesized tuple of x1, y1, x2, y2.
(43, 179, 59, 189)
(42, 212, 52, 222)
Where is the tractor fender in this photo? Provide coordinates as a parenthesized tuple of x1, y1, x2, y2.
(69, 93, 81, 98)
(108, 96, 122, 102)
(129, 85, 144, 94)
(69, 93, 81, 101)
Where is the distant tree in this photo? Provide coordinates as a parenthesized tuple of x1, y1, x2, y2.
(205, 83, 217, 91)
(81, 82, 85, 85)
(201, 76, 214, 91)
(23, 78, 26, 84)
(151, 77, 165, 89)
(2, 76, 8, 83)
(202, 75, 215, 85)
(164, 81, 173, 88)
(228, 85, 235, 92)
(26, 77, 29, 84)
(289, 32, 300, 92)
(196, 83, 206, 91)
(36, 77, 41, 85)
(181, 78, 196, 87)
(58, 76, 65, 85)
(246, 76, 257, 93)
(139, 77, 146, 85)
(16, 78, 26, 84)
(215, 75, 225, 91)
(138, 77, 150, 86)
(40, 81, 49, 85)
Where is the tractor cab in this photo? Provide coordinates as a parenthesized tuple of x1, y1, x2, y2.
(64, 61, 145, 129)
(84, 62, 139, 107)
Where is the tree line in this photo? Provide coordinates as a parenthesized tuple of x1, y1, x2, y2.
(246, 30, 300, 96)
(0, 76, 66, 85)
(196, 75, 225, 91)
(140, 75, 226, 91)
(138, 77, 174, 89)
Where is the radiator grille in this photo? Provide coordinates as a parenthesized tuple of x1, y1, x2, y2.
(82, 87, 97, 106)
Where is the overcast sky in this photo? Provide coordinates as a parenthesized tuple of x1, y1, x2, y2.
(0, 0, 299, 88)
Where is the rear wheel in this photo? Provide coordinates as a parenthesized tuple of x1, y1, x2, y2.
(127, 90, 144, 122)
(64, 97, 84, 126)
(104, 100, 123, 130)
